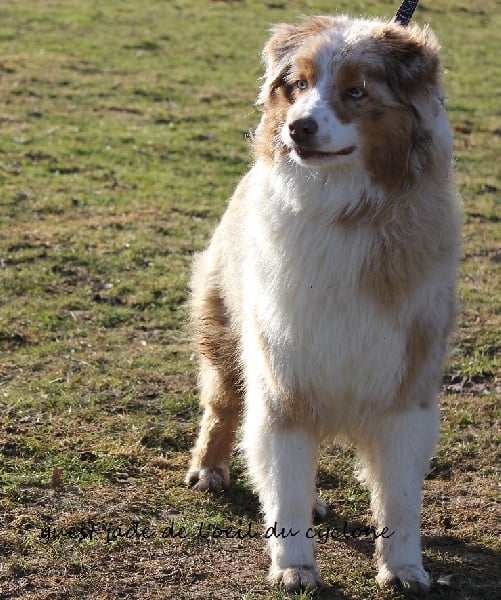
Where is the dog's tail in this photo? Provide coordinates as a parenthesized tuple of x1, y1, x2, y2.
(394, 0, 419, 27)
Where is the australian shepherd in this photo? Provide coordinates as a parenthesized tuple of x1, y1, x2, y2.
(185, 14, 461, 593)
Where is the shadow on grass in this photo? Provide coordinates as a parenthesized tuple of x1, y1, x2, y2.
(324, 534, 501, 599)
(424, 536, 500, 599)
(201, 484, 500, 600)
(211, 478, 261, 520)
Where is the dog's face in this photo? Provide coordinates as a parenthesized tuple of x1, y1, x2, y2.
(278, 52, 361, 168)
(254, 16, 446, 191)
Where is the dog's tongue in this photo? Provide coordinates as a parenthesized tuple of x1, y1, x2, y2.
(334, 146, 356, 156)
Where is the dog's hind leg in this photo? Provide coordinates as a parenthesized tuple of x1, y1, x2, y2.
(185, 272, 242, 492)
(186, 356, 242, 491)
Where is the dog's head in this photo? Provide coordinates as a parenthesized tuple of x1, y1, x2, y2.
(253, 16, 451, 192)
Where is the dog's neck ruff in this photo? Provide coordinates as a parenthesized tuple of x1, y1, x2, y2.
(263, 159, 385, 224)
(394, 0, 419, 27)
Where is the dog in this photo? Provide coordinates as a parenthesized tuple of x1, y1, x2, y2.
(185, 14, 461, 593)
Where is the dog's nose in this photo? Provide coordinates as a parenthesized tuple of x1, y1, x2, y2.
(288, 118, 318, 144)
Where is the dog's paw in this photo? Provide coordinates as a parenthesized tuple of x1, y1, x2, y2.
(185, 466, 228, 492)
(269, 565, 324, 592)
(377, 564, 430, 595)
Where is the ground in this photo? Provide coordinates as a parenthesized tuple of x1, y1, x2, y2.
(0, 1, 499, 599)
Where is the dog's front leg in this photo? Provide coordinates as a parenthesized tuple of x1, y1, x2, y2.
(358, 404, 439, 594)
(242, 400, 323, 592)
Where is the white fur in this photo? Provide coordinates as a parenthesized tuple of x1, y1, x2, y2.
(237, 160, 446, 589)
(241, 164, 402, 421)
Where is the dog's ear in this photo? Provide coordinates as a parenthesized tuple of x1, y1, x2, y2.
(377, 24, 440, 96)
(256, 24, 297, 107)
(256, 16, 343, 107)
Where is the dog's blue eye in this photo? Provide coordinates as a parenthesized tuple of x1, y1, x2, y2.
(347, 87, 365, 99)
(296, 80, 308, 90)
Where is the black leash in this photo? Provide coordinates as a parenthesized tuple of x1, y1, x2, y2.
(394, 0, 419, 26)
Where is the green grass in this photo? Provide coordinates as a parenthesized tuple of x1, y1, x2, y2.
(1, 1, 499, 599)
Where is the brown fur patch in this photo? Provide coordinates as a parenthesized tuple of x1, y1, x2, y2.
(330, 56, 435, 194)
(361, 105, 429, 193)
(401, 317, 437, 404)
(374, 24, 440, 98)
(187, 367, 242, 481)
(360, 198, 460, 309)
(331, 191, 381, 225)
(188, 284, 243, 480)
(396, 307, 454, 407)
(360, 221, 434, 309)
(263, 16, 342, 71)
(334, 61, 387, 106)
(191, 286, 241, 393)
(252, 98, 290, 164)
(291, 56, 317, 89)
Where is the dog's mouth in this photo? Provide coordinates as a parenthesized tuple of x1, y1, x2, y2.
(292, 145, 356, 160)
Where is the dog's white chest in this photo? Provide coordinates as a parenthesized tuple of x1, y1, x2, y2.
(241, 182, 407, 423)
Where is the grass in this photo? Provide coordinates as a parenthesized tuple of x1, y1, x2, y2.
(0, 0, 499, 598)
